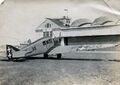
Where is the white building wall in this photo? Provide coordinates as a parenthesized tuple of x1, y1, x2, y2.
(37, 19, 61, 32)
(61, 25, 120, 37)
(36, 19, 62, 38)
(52, 30, 62, 38)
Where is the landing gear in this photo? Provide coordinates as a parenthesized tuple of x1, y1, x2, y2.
(44, 53, 48, 58)
(57, 53, 62, 59)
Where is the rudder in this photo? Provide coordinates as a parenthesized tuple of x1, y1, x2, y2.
(6, 45, 20, 60)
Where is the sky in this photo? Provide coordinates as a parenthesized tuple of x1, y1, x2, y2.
(0, 0, 120, 45)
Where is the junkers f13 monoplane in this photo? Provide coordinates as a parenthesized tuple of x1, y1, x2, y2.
(6, 37, 63, 60)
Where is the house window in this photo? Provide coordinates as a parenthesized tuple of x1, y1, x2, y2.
(43, 31, 52, 37)
(45, 23, 51, 28)
(46, 31, 49, 37)
(43, 32, 46, 37)
(66, 20, 70, 23)
(50, 31, 52, 37)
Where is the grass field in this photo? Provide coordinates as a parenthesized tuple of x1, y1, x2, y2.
(0, 52, 120, 85)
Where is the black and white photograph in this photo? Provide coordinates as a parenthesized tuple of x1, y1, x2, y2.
(0, 0, 120, 85)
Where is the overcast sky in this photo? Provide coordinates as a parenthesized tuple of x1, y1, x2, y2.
(0, 0, 120, 45)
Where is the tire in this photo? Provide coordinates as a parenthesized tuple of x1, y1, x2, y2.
(57, 53, 62, 59)
(44, 53, 48, 58)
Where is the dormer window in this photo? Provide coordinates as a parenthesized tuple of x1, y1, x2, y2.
(45, 23, 51, 28)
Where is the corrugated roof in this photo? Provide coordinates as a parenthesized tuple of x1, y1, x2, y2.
(71, 18, 92, 27)
(92, 16, 114, 25)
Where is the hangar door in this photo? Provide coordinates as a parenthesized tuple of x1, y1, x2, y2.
(65, 35, 120, 45)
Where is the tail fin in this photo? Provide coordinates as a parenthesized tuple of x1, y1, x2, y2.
(6, 45, 20, 60)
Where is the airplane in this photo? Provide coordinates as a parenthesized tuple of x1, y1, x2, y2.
(6, 37, 63, 60)
(6, 35, 120, 61)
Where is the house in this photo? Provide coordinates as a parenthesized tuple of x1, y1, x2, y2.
(35, 16, 71, 37)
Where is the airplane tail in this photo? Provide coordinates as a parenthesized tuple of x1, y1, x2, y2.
(6, 45, 20, 60)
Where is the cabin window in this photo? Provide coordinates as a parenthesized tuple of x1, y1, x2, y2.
(42, 39, 52, 45)
(43, 41, 46, 45)
(48, 39, 52, 43)
(32, 46, 36, 51)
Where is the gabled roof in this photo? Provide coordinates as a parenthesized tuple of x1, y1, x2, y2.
(46, 18, 65, 27)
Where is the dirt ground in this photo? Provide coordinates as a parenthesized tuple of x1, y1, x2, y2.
(0, 52, 120, 85)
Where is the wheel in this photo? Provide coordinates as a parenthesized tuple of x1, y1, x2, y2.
(44, 53, 48, 58)
(57, 53, 62, 59)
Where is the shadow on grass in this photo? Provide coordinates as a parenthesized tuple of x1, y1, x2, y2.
(0, 57, 120, 62)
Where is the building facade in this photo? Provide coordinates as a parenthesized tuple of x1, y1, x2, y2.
(35, 16, 71, 38)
